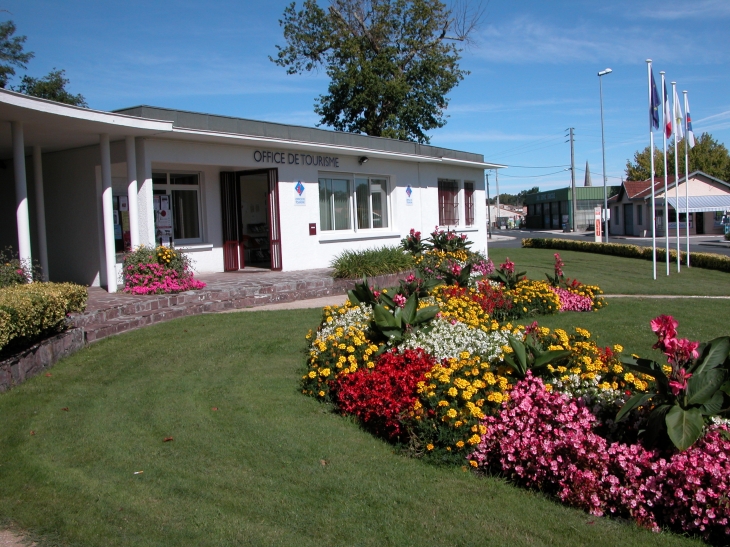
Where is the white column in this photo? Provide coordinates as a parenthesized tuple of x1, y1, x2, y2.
(100, 134, 117, 293)
(12, 121, 32, 265)
(135, 137, 155, 246)
(32, 146, 49, 281)
(125, 136, 140, 248)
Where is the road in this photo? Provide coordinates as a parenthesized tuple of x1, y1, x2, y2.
(485, 229, 730, 258)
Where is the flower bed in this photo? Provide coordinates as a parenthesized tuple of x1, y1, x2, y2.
(123, 245, 206, 295)
(301, 231, 730, 542)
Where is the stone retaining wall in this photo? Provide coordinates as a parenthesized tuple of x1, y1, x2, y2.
(0, 328, 85, 392)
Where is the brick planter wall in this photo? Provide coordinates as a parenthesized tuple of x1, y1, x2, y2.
(0, 328, 85, 392)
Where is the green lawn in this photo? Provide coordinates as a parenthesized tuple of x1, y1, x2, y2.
(487, 246, 730, 296)
(0, 300, 720, 547)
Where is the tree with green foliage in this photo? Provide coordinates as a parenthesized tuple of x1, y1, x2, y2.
(271, 0, 481, 144)
(14, 68, 87, 107)
(0, 20, 33, 88)
(625, 133, 730, 182)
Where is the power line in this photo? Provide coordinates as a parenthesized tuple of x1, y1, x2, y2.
(504, 164, 570, 169)
(499, 169, 569, 178)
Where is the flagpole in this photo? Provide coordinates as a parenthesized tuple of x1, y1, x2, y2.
(683, 90, 691, 267)
(672, 81, 680, 272)
(661, 71, 669, 276)
(648, 60, 657, 280)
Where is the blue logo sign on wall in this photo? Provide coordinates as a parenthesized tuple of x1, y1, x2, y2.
(294, 181, 306, 206)
(405, 185, 413, 206)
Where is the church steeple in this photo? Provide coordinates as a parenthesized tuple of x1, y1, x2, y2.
(584, 161, 592, 186)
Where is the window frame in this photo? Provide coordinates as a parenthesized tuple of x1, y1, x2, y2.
(438, 178, 460, 227)
(152, 171, 204, 244)
(463, 181, 475, 226)
(318, 173, 391, 233)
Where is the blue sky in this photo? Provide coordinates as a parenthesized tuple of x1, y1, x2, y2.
(7, 0, 730, 194)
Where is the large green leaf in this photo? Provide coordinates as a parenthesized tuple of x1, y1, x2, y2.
(666, 406, 704, 451)
(722, 380, 730, 396)
(700, 391, 725, 416)
(507, 335, 528, 375)
(414, 305, 439, 324)
(616, 392, 655, 423)
(373, 304, 399, 329)
(347, 289, 361, 306)
(402, 294, 417, 325)
(532, 349, 571, 370)
(686, 368, 727, 405)
(692, 336, 730, 374)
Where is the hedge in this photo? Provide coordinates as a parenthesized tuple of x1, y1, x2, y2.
(0, 282, 88, 353)
(521, 238, 730, 274)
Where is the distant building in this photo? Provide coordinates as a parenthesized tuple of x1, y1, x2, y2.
(523, 186, 619, 231)
(608, 171, 730, 237)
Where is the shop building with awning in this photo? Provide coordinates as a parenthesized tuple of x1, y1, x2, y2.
(0, 89, 504, 292)
(608, 171, 730, 237)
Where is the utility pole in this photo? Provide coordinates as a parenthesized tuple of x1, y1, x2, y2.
(485, 172, 492, 238)
(495, 169, 501, 230)
(567, 128, 576, 231)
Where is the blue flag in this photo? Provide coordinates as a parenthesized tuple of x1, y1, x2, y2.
(650, 68, 660, 130)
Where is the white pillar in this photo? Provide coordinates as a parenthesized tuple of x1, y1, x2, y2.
(12, 121, 32, 265)
(100, 134, 117, 293)
(135, 137, 155, 246)
(125, 136, 140, 248)
(32, 146, 49, 281)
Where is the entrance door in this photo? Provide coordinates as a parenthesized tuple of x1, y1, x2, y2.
(623, 203, 634, 236)
(219, 169, 282, 271)
(696, 212, 705, 234)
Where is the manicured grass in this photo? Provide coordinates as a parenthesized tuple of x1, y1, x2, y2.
(487, 247, 730, 296)
(534, 298, 730, 358)
(0, 308, 710, 547)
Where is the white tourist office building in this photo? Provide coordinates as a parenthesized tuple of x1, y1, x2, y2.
(0, 90, 501, 292)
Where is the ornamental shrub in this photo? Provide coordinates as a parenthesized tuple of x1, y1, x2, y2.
(0, 282, 87, 353)
(523, 237, 730, 274)
(123, 245, 205, 294)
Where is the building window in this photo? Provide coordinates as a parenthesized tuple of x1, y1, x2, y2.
(464, 182, 475, 226)
(355, 177, 388, 229)
(319, 176, 390, 232)
(614, 206, 620, 224)
(319, 177, 351, 231)
(152, 172, 202, 242)
(438, 179, 459, 226)
(636, 203, 643, 225)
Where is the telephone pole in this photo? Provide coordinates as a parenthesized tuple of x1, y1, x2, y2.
(495, 169, 501, 230)
(567, 128, 576, 231)
(485, 172, 492, 238)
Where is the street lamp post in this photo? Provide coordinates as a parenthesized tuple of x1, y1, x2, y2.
(598, 68, 612, 243)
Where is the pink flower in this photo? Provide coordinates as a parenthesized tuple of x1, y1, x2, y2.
(393, 294, 407, 308)
(500, 259, 515, 274)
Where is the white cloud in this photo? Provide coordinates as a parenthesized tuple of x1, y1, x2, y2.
(470, 15, 722, 65)
(637, 0, 730, 20)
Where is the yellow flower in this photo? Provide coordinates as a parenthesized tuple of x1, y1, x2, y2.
(426, 443, 434, 451)
(456, 440, 465, 448)
(446, 408, 457, 418)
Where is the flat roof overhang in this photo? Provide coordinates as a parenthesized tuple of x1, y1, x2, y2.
(0, 89, 173, 159)
(0, 89, 506, 170)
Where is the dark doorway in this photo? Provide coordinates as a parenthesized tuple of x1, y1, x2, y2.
(220, 169, 282, 271)
(696, 212, 705, 235)
(623, 203, 634, 236)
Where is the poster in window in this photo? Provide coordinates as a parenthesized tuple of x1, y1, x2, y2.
(119, 196, 128, 212)
(113, 210, 120, 225)
(157, 208, 173, 229)
(160, 195, 170, 211)
(153, 196, 160, 211)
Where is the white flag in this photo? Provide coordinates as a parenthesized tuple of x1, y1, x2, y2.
(673, 87, 684, 141)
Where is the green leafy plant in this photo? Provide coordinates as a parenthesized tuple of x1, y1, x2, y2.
(488, 258, 526, 290)
(500, 331, 571, 379)
(331, 246, 414, 279)
(371, 293, 439, 348)
(616, 315, 730, 451)
(0, 247, 39, 288)
(428, 227, 472, 253)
